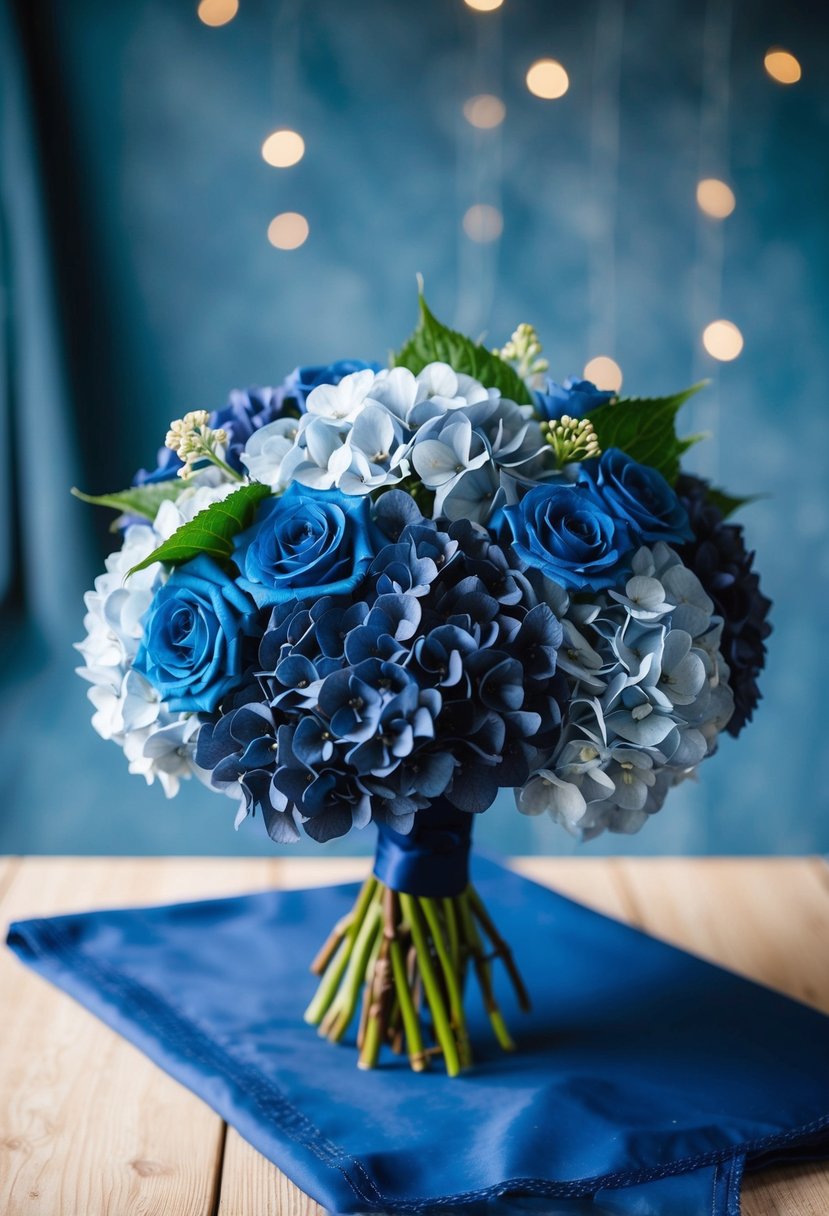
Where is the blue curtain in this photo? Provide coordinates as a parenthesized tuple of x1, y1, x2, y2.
(1, 1, 92, 646)
(1, 0, 826, 856)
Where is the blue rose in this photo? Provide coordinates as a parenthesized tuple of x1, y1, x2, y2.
(233, 482, 376, 607)
(534, 377, 615, 422)
(134, 555, 260, 712)
(578, 448, 693, 544)
(503, 482, 633, 591)
(283, 360, 380, 413)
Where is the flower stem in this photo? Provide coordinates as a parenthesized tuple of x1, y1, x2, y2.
(388, 916, 428, 1069)
(467, 886, 532, 1013)
(420, 897, 472, 1070)
(442, 896, 460, 970)
(457, 891, 516, 1053)
(400, 893, 461, 1077)
(306, 876, 528, 1074)
(304, 876, 377, 1024)
(323, 896, 383, 1042)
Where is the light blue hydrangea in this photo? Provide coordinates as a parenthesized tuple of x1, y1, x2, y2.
(518, 542, 735, 840)
(240, 363, 545, 522)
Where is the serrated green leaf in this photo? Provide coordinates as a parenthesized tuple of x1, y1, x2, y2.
(71, 481, 186, 521)
(677, 431, 708, 457)
(127, 482, 272, 577)
(588, 383, 705, 483)
(705, 486, 761, 519)
(394, 293, 534, 406)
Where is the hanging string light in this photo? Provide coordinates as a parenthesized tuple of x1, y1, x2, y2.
(697, 178, 736, 219)
(455, 0, 504, 335)
(764, 48, 801, 85)
(692, 0, 735, 484)
(463, 204, 504, 242)
(197, 0, 239, 27)
(262, 1, 308, 245)
(261, 129, 305, 168)
(584, 356, 623, 392)
(267, 212, 309, 250)
(526, 59, 569, 100)
(463, 95, 506, 129)
(703, 320, 743, 361)
(585, 0, 624, 382)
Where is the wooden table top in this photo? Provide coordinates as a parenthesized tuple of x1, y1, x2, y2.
(1, 856, 828, 1215)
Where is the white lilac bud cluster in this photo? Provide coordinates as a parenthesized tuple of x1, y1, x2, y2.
(166, 410, 231, 480)
(541, 414, 601, 467)
(494, 322, 549, 385)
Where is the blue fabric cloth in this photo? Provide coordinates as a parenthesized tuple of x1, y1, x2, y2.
(7, 857, 829, 1215)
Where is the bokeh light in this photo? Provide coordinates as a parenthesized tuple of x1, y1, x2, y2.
(702, 320, 744, 361)
(696, 178, 736, 219)
(764, 48, 802, 85)
(463, 94, 506, 129)
(526, 59, 569, 100)
(462, 204, 503, 243)
(261, 129, 305, 168)
(197, 0, 239, 28)
(267, 212, 309, 250)
(583, 356, 623, 392)
(463, 0, 504, 11)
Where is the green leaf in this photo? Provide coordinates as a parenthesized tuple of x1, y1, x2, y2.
(71, 481, 186, 521)
(705, 486, 761, 519)
(127, 482, 272, 577)
(394, 291, 534, 406)
(588, 383, 705, 483)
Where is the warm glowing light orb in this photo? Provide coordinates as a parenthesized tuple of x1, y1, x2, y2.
(462, 204, 503, 243)
(764, 48, 801, 85)
(463, 94, 506, 129)
(261, 130, 305, 168)
(702, 320, 744, 361)
(583, 356, 622, 393)
(197, 0, 239, 28)
(267, 212, 309, 250)
(464, 0, 504, 11)
(696, 178, 736, 219)
(526, 59, 569, 100)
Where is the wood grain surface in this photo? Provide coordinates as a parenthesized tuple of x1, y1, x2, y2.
(1, 856, 827, 1215)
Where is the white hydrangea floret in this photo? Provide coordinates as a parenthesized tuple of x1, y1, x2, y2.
(74, 491, 221, 797)
(239, 418, 300, 490)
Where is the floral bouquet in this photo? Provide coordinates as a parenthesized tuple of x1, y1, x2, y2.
(75, 292, 770, 1075)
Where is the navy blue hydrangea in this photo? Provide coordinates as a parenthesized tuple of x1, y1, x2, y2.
(676, 475, 772, 737)
(196, 490, 566, 844)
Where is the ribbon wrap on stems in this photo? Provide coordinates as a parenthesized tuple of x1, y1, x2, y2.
(373, 800, 473, 897)
(303, 799, 525, 1074)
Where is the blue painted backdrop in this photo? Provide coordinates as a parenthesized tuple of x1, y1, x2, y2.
(1, 0, 825, 856)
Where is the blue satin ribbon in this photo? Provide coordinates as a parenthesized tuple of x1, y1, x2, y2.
(373, 800, 473, 896)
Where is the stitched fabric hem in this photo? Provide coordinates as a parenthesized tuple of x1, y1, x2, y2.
(8, 910, 829, 1214)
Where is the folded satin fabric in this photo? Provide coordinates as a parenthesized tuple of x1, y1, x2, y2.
(7, 857, 829, 1215)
